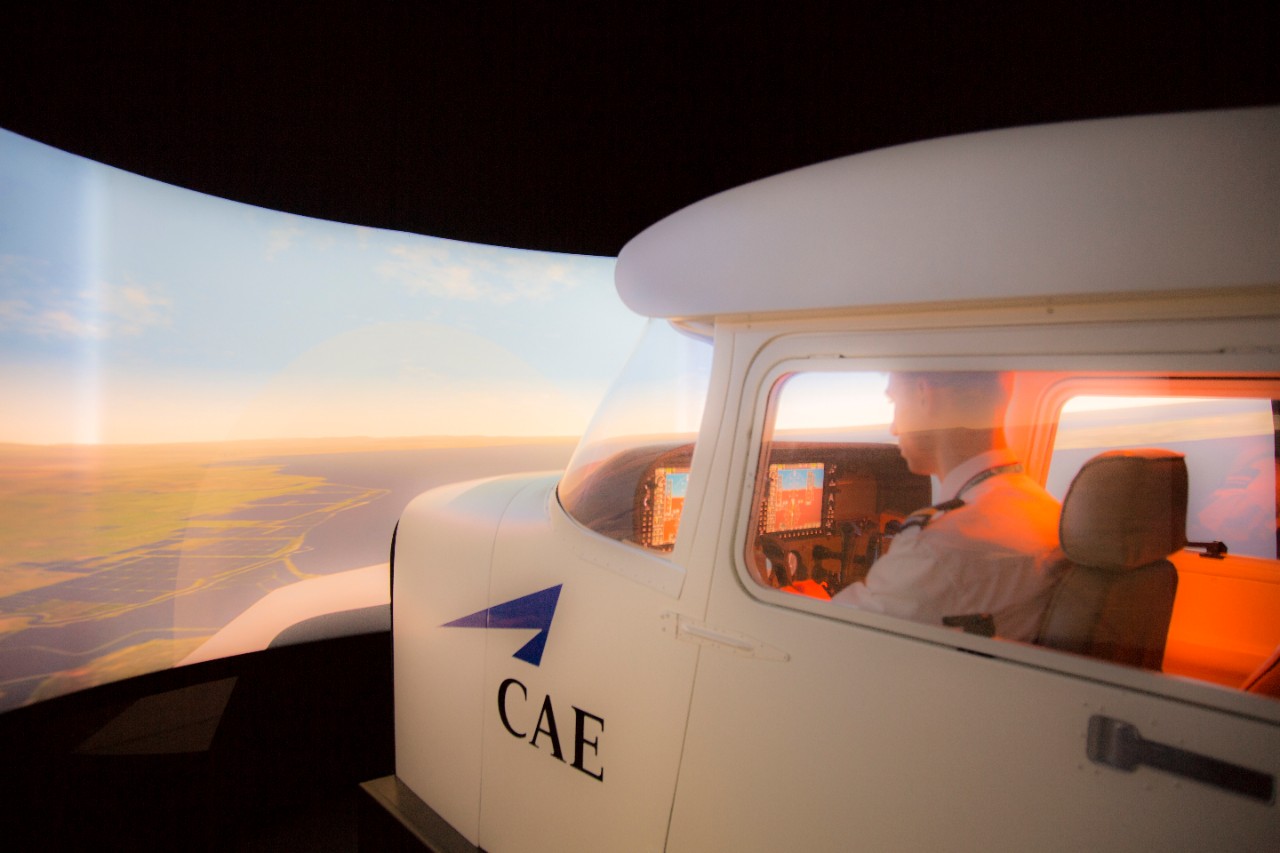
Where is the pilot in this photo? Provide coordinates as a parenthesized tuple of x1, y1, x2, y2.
(831, 371, 1062, 640)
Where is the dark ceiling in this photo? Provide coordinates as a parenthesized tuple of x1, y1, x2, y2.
(3, 2, 1277, 257)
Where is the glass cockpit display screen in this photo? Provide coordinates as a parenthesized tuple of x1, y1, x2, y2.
(638, 466, 689, 549)
(763, 462, 827, 535)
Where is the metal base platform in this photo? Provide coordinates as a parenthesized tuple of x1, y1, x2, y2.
(358, 776, 479, 853)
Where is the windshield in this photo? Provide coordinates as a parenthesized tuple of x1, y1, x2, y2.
(558, 320, 713, 553)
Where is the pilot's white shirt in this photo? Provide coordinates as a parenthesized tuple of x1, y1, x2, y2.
(832, 449, 1063, 641)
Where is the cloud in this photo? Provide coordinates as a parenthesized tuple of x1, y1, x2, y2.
(0, 270, 171, 340)
(498, 254, 580, 301)
(101, 281, 171, 335)
(376, 242, 583, 304)
(265, 225, 305, 260)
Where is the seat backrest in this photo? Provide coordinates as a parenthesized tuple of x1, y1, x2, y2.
(1035, 449, 1188, 670)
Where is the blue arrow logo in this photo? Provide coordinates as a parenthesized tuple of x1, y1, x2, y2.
(442, 584, 562, 666)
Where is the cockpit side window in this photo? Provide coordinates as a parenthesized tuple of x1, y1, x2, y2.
(558, 320, 712, 555)
(744, 369, 1280, 701)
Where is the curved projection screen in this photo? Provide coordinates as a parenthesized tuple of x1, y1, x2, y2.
(0, 129, 645, 713)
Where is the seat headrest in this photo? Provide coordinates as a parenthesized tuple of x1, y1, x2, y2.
(1060, 449, 1189, 570)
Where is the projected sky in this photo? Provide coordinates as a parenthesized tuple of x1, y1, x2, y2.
(0, 129, 645, 445)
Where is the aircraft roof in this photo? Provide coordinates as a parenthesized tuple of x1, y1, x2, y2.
(615, 108, 1280, 320)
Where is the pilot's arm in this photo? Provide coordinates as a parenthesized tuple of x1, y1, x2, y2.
(830, 486, 1062, 642)
(830, 525, 956, 625)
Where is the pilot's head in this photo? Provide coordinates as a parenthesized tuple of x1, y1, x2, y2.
(886, 371, 1012, 477)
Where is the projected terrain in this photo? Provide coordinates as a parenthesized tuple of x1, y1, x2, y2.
(0, 436, 577, 709)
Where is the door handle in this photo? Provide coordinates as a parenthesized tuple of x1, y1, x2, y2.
(1087, 715, 1274, 803)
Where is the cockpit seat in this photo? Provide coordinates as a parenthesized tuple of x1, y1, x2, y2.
(1034, 449, 1188, 670)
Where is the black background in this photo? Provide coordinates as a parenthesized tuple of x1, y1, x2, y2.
(3, 2, 1277, 256)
